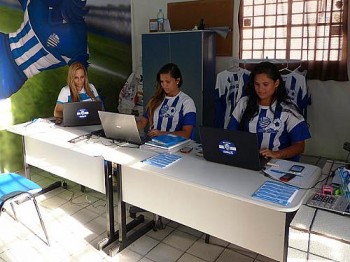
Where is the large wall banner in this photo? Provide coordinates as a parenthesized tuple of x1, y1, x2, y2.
(0, 0, 132, 171)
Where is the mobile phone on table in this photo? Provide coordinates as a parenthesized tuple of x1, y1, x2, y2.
(279, 173, 296, 182)
(289, 165, 305, 174)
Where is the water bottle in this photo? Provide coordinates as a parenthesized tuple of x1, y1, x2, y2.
(157, 9, 164, 32)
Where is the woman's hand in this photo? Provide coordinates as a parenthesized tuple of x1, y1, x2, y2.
(259, 148, 279, 159)
(260, 141, 305, 159)
(148, 129, 165, 137)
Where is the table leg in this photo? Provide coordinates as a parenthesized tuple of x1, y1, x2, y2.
(97, 161, 154, 256)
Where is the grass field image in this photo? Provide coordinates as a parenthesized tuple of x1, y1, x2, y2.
(0, 1, 132, 171)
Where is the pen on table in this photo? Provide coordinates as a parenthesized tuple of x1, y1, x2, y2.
(269, 169, 302, 177)
(24, 118, 38, 127)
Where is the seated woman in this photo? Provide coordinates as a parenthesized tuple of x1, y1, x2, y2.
(137, 63, 196, 139)
(227, 61, 310, 162)
(54, 62, 101, 122)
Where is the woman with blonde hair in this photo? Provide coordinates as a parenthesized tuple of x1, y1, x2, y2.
(54, 62, 101, 120)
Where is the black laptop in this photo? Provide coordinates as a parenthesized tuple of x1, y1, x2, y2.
(199, 126, 269, 171)
(62, 101, 103, 127)
(98, 111, 143, 145)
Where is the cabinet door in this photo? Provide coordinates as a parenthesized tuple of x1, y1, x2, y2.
(169, 32, 203, 133)
(142, 34, 170, 109)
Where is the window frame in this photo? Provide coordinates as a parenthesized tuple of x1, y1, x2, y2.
(239, 0, 348, 81)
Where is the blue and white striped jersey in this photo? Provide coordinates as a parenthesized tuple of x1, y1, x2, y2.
(282, 71, 309, 116)
(227, 97, 311, 161)
(144, 91, 196, 138)
(9, 0, 88, 79)
(0, 0, 89, 99)
(56, 84, 100, 103)
(214, 68, 250, 128)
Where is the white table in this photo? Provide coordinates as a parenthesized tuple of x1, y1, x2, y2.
(7, 121, 322, 261)
(7, 122, 105, 192)
(6, 122, 125, 253)
(104, 147, 321, 261)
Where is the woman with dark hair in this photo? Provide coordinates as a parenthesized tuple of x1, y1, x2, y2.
(137, 63, 196, 139)
(227, 61, 310, 161)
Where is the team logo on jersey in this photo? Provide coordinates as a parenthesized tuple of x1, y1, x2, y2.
(258, 117, 282, 133)
(76, 108, 89, 119)
(160, 105, 176, 118)
(47, 33, 60, 48)
(218, 140, 237, 155)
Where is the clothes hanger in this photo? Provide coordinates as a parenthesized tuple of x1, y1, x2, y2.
(227, 58, 242, 72)
(279, 60, 293, 74)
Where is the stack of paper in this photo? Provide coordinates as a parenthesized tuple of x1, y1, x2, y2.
(140, 134, 190, 153)
(142, 153, 182, 168)
(252, 181, 299, 206)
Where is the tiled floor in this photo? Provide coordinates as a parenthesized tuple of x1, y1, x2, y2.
(0, 155, 325, 262)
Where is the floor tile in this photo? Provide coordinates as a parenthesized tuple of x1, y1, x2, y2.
(109, 249, 143, 262)
(216, 248, 254, 262)
(127, 234, 159, 256)
(70, 245, 112, 261)
(177, 224, 203, 238)
(138, 257, 154, 262)
(145, 242, 183, 262)
(40, 195, 68, 210)
(146, 223, 174, 241)
(85, 199, 108, 215)
(255, 254, 279, 262)
(71, 206, 101, 225)
(177, 253, 207, 262)
(202, 235, 229, 248)
(162, 229, 198, 252)
(187, 238, 225, 262)
(227, 243, 258, 259)
(85, 215, 108, 236)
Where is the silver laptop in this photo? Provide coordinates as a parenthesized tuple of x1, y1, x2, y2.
(62, 101, 102, 127)
(98, 111, 143, 145)
(199, 126, 269, 171)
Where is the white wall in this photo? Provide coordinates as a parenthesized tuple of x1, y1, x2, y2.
(131, 0, 350, 161)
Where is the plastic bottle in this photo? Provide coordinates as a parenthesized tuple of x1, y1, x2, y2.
(157, 9, 164, 32)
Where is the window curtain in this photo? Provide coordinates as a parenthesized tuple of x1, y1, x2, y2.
(305, 0, 348, 81)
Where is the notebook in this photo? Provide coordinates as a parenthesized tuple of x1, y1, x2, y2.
(62, 101, 102, 127)
(199, 126, 269, 171)
(98, 111, 143, 145)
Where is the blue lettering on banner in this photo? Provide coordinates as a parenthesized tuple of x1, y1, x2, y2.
(218, 140, 237, 155)
(76, 109, 90, 119)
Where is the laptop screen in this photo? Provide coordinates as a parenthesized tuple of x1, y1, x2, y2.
(199, 126, 268, 171)
(62, 101, 102, 127)
(98, 111, 143, 145)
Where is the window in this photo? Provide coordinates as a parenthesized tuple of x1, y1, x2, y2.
(239, 0, 348, 81)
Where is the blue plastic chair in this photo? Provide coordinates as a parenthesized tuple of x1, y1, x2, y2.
(0, 173, 50, 246)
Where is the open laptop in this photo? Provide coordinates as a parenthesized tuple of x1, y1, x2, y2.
(98, 111, 143, 145)
(199, 126, 269, 171)
(62, 101, 102, 127)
